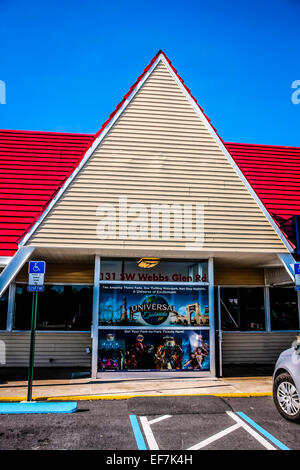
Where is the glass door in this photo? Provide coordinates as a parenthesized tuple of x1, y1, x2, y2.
(92, 258, 215, 379)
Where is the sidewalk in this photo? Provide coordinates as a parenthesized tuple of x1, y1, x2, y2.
(0, 374, 273, 401)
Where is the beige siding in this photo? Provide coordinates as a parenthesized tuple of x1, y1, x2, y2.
(222, 332, 296, 364)
(264, 267, 292, 286)
(16, 263, 94, 284)
(28, 60, 287, 253)
(215, 267, 265, 285)
(0, 332, 91, 367)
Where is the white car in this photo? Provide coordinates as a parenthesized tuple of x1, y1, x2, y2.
(273, 338, 300, 423)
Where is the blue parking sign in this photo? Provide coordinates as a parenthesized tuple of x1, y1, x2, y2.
(29, 261, 45, 274)
(28, 261, 46, 288)
(27, 285, 44, 292)
(294, 264, 300, 291)
(294, 264, 300, 275)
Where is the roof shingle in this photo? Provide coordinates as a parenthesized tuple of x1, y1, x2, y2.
(0, 130, 94, 256)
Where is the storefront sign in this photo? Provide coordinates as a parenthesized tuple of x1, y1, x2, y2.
(99, 260, 208, 283)
(98, 329, 210, 372)
(99, 284, 209, 327)
(100, 272, 207, 282)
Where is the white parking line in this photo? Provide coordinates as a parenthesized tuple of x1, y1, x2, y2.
(226, 411, 277, 450)
(148, 415, 172, 425)
(140, 415, 172, 449)
(140, 416, 160, 450)
(139, 411, 283, 451)
(187, 423, 240, 450)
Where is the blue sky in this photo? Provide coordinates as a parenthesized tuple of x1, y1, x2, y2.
(0, 0, 300, 145)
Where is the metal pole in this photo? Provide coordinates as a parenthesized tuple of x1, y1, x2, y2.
(217, 285, 223, 377)
(297, 290, 300, 331)
(208, 257, 216, 377)
(27, 291, 38, 402)
(6, 282, 16, 332)
(91, 256, 101, 379)
(264, 286, 271, 332)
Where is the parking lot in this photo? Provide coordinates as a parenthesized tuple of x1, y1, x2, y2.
(0, 396, 299, 451)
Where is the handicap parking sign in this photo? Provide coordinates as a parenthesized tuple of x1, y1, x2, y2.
(294, 263, 300, 289)
(28, 261, 46, 288)
(29, 261, 45, 274)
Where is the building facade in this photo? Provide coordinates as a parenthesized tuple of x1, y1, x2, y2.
(0, 51, 299, 378)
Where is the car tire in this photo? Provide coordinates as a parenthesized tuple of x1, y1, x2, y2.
(273, 372, 300, 423)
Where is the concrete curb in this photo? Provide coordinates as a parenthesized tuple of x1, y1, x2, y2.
(0, 392, 273, 402)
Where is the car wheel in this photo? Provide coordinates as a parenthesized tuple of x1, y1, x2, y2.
(273, 372, 300, 423)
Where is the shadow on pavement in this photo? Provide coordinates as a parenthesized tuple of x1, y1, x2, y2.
(0, 367, 91, 383)
(222, 363, 274, 377)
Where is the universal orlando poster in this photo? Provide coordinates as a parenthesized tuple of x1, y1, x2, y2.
(97, 284, 210, 372)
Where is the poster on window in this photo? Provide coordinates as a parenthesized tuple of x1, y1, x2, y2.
(99, 284, 209, 327)
(98, 329, 210, 372)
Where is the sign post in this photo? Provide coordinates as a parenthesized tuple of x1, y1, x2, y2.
(1, 258, 76, 412)
(27, 261, 45, 402)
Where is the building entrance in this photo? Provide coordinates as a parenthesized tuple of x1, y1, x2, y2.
(92, 258, 215, 379)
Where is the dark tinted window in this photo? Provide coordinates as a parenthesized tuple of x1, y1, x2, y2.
(220, 287, 265, 331)
(0, 289, 8, 330)
(14, 285, 93, 331)
(220, 288, 239, 330)
(270, 288, 299, 330)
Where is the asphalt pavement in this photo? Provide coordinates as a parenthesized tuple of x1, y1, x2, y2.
(0, 396, 299, 451)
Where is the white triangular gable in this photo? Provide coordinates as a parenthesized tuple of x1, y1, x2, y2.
(21, 54, 291, 254)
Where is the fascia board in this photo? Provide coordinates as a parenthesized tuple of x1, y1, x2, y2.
(0, 246, 35, 297)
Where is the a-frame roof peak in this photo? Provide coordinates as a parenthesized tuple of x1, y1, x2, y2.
(19, 51, 293, 253)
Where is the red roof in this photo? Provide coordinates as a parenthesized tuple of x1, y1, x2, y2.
(0, 130, 94, 256)
(0, 52, 299, 257)
(225, 142, 300, 248)
(1, 131, 298, 257)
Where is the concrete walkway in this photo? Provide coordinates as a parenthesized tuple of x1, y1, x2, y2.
(0, 375, 273, 401)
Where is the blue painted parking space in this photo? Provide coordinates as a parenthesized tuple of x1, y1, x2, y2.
(128, 396, 295, 451)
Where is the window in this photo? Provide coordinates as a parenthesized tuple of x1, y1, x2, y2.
(0, 289, 8, 330)
(270, 288, 299, 331)
(14, 285, 93, 331)
(220, 287, 265, 331)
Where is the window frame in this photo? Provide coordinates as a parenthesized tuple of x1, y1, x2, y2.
(0, 284, 9, 331)
(219, 285, 267, 333)
(219, 284, 300, 333)
(12, 282, 94, 333)
(269, 286, 300, 332)
(6, 281, 300, 334)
